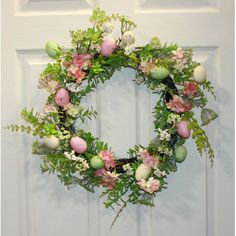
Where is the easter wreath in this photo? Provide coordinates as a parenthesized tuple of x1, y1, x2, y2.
(7, 9, 218, 227)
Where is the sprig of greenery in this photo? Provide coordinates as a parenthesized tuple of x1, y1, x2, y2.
(188, 117, 215, 166)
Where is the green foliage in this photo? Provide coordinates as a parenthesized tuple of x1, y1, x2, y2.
(90, 8, 111, 28)
(188, 118, 215, 166)
(111, 13, 137, 33)
(200, 80, 216, 99)
(70, 28, 103, 53)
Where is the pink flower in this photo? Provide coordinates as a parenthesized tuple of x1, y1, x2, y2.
(66, 54, 92, 83)
(183, 82, 198, 96)
(137, 177, 161, 194)
(166, 95, 192, 113)
(139, 61, 155, 74)
(72, 54, 92, 70)
(138, 148, 159, 168)
(95, 168, 118, 189)
(172, 47, 185, 61)
(68, 65, 86, 84)
(99, 150, 116, 169)
(143, 155, 159, 168)
(95, 168, 107, 177)
(74, 70, 86, 84)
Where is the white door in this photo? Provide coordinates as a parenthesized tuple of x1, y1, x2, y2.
(2, 1, 234, 236)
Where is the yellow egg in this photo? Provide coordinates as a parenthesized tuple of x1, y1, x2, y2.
(122, 31, 135, 46)
(135, 163, 152, 181)
(43, 135, 60, 149)
(193, 65, 207, 83)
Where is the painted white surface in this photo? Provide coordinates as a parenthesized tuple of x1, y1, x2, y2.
(2, 0, 234, 236)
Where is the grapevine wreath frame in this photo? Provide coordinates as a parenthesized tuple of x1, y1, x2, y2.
(8, 8, 218, 227)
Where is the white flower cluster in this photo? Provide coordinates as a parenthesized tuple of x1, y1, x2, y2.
(152, 84, 166, 93)
(58, 129, 71, 140)
(157, 146, 173, 156)
(66, 82, 82, 93)
(124, 45, 135, 55)
(167, 113, 181, 124)
(157, 128, 171, 141)
(122, 163, 134, 175)
(153, 168, 166, 178)
(64, 150, 89, 171)
(90, 44, 101, 53)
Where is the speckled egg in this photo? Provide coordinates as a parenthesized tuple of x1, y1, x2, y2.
(121, 31, 135, 46)
(135, 163, 152, 181)
(55, 88, 70, 107)
(70, 136, 87, 153)
(90, 155, 105, 169)
(45, 41, 60, 58)
(43, 135, 60, 149)
(193, 65, 207, 83)
(100, 38, 116, 57)
(150, 66, 169, 80)
(177, 120, 191, 139)
(174, 145, 187, 163)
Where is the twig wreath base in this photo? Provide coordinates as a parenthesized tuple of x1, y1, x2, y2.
(7, 9, 218, 227)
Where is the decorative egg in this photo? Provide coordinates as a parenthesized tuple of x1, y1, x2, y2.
(45, 41, 60, 58)
(174, 145, 187, 163)
(135, 163, 152, 181)
(177, 120, 191, 139)
(43, 135, 60, 149)
(121, 31, 135, 46)
(90, 155, 105, 169)
(100, 38, 116, 57)
(70, 136, 87, 153)
(150, 66, 169, 80)
(55, 88, 70, 107)
(193, 65, 207, 83)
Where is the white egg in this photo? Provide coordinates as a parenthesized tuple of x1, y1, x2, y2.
(135, 163, 152, 181)
(193, 65, 207, 83)
(121, 31, 135, 46)
(43, 135, 60, 150)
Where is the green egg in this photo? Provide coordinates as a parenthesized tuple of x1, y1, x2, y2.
(150, 66, 169, 80)
(174, 145, 187, 163)
(45, 41, 60, 58)
(90, 155, 105, 169)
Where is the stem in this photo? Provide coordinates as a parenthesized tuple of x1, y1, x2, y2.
(110, 198, 130, 230)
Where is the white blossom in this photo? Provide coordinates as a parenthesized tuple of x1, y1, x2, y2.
(124, 44, 135, 55)
(153, 168, 166, 178)
(157, 128, 171, 141)
(122, 163, 134, 175)
(66, 82, 82, 93)
(173, 61, 188, 72)
(90, 44, 101, 53)
(152, 84, 166, 93)
(157, 146, 173, 156)
(167, 113, 181, 124)
(64, 150, 89, 171)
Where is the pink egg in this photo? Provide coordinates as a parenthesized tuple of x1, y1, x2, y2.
(55, 88, 70, 107)
(100, 38, 116, 57)
(70, 137, 87, 153)
(177, 120, 191, 139)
